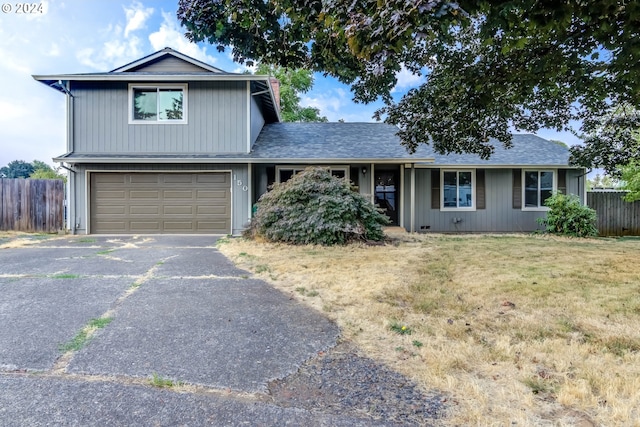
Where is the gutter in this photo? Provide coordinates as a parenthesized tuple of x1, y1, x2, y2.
(33, 74, 277, 84)
(52, 156, 436, 165)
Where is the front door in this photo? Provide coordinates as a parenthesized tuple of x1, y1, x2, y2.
(374, 167, 399, 225)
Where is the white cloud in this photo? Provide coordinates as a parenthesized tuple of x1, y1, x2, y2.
(301, 88, 379, 122)
(392, 66, 424, 93)
(0, 46, 32, 74)
(47, 42, 60, 57)
(148, 11, 217, 66)
(123, 1, 154, 38)
(233, 62, 257, 74)
(76, 19, 144, 70)
(301, 94, 344, 116)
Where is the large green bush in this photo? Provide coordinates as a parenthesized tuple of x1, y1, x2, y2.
(537, 193, 598, 237)
(246, 167, 390, 245)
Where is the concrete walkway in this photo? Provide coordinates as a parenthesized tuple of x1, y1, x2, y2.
(0, 235, 388, 426)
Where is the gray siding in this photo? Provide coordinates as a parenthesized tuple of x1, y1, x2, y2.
(129, 57, 217, 73)
(250, 95, 265, 148)
(71, 163, 249, 235)
(407, 168, 556, 233)
(71, 81, 248, 154)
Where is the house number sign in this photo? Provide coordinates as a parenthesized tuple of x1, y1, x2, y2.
(233, 174, 248, 192)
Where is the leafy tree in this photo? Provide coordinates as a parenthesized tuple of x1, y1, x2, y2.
(0, 160, 34, 178)
(0, 160, 66, 181)
(569, 108, 640, 176)
(30, 168, 67, 182)
(621, 162, 640, 202)
(178, 0, 640, 159)
(256, 64, 327, 122)
(537, 194, 598, 238)
(246, 167, 389, 245)
(587, 173, 619, 190)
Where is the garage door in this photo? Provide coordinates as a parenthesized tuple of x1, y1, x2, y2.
(90, 173, 231, 234)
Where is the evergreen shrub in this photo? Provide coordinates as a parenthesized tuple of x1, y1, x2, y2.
(537, 193, 598, 237)
(245, 167, 390, 245)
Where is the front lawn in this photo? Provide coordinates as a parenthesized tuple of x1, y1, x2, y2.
(218, 232, 640, 426)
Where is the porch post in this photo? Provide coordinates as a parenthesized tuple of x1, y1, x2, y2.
(410, 164, 416, 233)
(370, 163, 375, 204)
(247, 164, 253, 219)
(399, 164, 405, 229)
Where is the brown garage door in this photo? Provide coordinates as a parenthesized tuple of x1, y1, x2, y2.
(90, 172, 231, 234)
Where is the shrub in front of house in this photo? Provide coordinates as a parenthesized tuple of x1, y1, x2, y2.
(246, 167, 390, 245)
(537, 193, 598, 237)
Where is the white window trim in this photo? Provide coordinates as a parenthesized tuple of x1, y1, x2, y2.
(440, 169, 476, 211)
(521, 169, 557, 211)
(128, 83, 188, 125)
(275, 165, 350, 183)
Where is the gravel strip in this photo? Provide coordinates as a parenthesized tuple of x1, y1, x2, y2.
(269, 341, 447, 426)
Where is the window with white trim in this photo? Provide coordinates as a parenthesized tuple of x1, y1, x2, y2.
(523, 170, 555, 209)
(441, 170, 475, 210)
(275, 166, 349, 183)
(129, 84, 187, 123)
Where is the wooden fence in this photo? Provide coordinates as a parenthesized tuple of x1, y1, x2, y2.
(587, 191, 640, 236)
(0, 178, 64, 233)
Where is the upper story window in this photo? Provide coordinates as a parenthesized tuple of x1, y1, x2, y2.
(129, 84, 187, 124)
(441, 170, 475, 210)
(523, 170, 555, 209)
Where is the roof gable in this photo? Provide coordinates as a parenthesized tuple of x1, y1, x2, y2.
(111, 47, 225, 73)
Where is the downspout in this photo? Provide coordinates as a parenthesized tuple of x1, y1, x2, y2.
(65, 80, 76, 234)
(577, 168, 591, 205)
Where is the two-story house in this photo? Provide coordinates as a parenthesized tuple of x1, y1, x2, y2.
(34, 48, 587, 235)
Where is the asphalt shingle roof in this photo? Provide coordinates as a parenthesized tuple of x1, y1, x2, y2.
(54, 123, 573, 167)
(250, 123, 571, 166)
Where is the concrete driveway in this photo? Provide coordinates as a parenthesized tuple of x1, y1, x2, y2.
(0, 235, 443, 426)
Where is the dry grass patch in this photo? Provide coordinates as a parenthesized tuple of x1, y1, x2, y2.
(0, 231, 57, 249)
(218, 232, 640, 426)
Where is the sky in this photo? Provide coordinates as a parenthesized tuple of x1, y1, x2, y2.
(0, 0, 581, 170)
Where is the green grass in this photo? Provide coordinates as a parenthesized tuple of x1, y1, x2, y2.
(522, 376, 557, 395)
(97, 249, 114, 255)
(295, 287, 319, 297)
(215, 236, 232, 246)
(150, 373, 182, 388)
(389, 321, 412, 335)
(52, 274, 80, 279)
(26, 233, 53, 241)
(59, 317, 113, 352)
(254, 264, 270, 274)
(77, 238, 97, 243)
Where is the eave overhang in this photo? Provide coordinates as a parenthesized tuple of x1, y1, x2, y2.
(415, 163, 581, 169)
(33, 73, 278, 84)
(53, 154, 435, 165)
